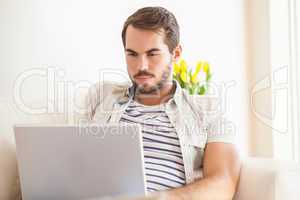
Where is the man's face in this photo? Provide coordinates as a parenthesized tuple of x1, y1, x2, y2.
(124, 25, 174, 94)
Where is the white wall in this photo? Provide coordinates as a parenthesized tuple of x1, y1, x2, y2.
(0, 0, 248, 155)
(245, 0, 300, 161)
(245, 0, 273, 157)
(294, 0, 300, 161)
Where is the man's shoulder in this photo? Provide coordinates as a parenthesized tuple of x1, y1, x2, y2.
(183, 92, 220, 112)
(89, 81, 131, 96)
(86, 81, 132, 108)
(84, 81, 132, 120)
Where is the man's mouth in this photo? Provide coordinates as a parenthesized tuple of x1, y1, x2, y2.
(136, 75, 153, 79)
(135, 75, 153, 83)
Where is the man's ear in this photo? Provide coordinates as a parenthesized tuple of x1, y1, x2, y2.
(172, 44, 182, 63)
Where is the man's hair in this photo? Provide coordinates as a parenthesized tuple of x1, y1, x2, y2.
(122, 6, 180, 53)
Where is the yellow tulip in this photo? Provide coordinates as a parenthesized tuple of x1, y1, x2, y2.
(203, 62, 210, 74)
(177, 59, 188, 83)
(180, 71, 188, 83)
(172, 58, 212, 95)
(179, 59, 188, 73)
(173, 62, 181, 76)
(196, 61, 203, 73)
(191, 61, 203, 84)
(191, 75, 198, 84)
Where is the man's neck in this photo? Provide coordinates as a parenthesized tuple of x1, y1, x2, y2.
(134, 81, 176, 106)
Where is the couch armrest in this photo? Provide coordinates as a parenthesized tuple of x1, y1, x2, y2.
(0, 138, 21, 200)
(234, 157, 300, 200)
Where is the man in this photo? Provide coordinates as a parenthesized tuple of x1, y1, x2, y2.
(86, 6, 241, 200)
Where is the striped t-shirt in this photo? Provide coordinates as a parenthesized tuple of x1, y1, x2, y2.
(119, 100, 186, 192)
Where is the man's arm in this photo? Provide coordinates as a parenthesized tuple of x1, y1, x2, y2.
(149, 142, 241, 200)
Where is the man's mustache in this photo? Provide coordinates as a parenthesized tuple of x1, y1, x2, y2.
(134, 71, 155, 78)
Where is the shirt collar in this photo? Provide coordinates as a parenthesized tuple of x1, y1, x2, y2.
(118, 79, 183, 107)
(172, 79, 183, 108)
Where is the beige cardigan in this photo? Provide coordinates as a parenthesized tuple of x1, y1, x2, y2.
(82, 80, 236, 184)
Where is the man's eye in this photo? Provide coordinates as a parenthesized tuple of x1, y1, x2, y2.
(148, 53, 158, 57)
(127, 53, 137, 56)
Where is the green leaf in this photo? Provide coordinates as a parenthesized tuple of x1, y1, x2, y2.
(188, 69, 192, 76)
(206, 73, 212, 82)
(198, 85, 206, 95)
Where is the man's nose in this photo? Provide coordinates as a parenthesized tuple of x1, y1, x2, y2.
(138, 55, 149, 71)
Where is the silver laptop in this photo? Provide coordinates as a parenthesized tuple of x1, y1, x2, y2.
(14, 123, 146, 200)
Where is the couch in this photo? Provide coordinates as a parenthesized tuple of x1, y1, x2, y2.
(1, 98, 300, 200)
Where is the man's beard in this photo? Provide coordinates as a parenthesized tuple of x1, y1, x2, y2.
(132, 63, 172, 95)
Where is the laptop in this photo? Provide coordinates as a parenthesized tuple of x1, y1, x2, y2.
(14, 123, 146, 200)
